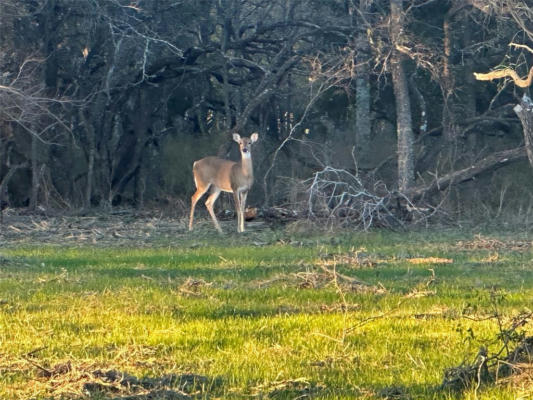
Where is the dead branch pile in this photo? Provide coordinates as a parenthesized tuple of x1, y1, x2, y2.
(304, 166, 393, 229)
(442, 337, 533, 394)
(83, 369, 205, 399)
(3, 353, 211, 400)
(253, 269, 377, 293)
(253, 256, 386, 295)
(303, 166, 435, 230)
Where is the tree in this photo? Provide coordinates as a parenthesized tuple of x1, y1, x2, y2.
(389, 0, 415, 192)
(0, 0, 70, 210)
(473, 0, 533, 167)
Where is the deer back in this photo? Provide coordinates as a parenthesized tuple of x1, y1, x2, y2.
(193, 156, 236, 192)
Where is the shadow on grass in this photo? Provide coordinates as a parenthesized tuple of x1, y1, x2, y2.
(43, 367, 223, 399)
(370, 383, 454, 400)
(43, 367, 344, 399)
(17, 358, 459, 400)
(248, 382, 448, 400)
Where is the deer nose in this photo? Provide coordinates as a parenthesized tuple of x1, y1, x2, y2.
(243, 148, 248, 153)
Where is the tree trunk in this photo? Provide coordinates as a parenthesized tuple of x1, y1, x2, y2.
(0, 161, 28, 221)
(42, 0, 58, 88)
(86, 128, 95, 208)
(514, 94, 533, 167)
(220, 0, 233, 130)
(390, 0, 415, 192)
(134, 164, 145, 209)
(79, 109, 96, 209)
(442, 13, 456, 143)
(459, 9, 477, 158)
(354, 0, 372, 168)
(115, 90, 150, 204)
(29, 133, 40, 210)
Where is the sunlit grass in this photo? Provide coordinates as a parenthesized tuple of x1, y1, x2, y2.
(1, 230, 532, 399)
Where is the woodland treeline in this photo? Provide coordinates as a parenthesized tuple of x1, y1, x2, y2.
(0, 0, 532, 227)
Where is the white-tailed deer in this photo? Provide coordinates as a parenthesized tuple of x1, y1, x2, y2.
(189, 132, 259, 233)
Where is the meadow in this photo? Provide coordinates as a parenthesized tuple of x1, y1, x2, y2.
(0, 217, 532, 399)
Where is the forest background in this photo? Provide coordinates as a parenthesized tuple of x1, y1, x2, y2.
(1, 0, 532, 228)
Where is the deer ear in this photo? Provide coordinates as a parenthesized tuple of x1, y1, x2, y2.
(250, 132, 259, 143)
(233, 133, 241, 142)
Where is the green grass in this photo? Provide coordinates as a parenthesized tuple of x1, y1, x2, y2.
(1, 229, 532, 399)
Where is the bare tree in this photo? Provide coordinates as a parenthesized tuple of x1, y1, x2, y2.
(0, 53, 70, 210)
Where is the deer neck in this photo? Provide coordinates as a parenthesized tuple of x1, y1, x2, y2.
(239, 152, 254, 179)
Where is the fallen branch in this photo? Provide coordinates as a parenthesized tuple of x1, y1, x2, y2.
(406, 146, 527, 200)
(299, 145, 526, 228)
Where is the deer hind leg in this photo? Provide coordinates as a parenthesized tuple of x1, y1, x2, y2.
(205, 187, 222, 233)
(189, 182, 210, 231)
(189, 176, 211, 231)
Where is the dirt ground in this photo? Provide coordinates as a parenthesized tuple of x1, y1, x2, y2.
(0, 209, 273, 247)
(0, 209, 184, 247)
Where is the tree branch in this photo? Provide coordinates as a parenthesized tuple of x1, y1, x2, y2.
(474, 66, 533, 88)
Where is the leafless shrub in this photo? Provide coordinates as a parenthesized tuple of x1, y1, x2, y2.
(441, 307, 532, 394)
(302, 166, 402, 230)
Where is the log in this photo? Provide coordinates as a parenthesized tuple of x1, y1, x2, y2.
(406, 146, 527, 200)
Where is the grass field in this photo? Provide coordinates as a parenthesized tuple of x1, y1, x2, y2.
(1, 218, 532, 399)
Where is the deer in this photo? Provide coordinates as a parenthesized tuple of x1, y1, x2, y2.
(189, 132, 259, 233)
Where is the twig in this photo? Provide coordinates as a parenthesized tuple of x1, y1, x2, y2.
(316, 262, 369, 287)
(509, 42, 533, 54)
(21, 355, 52, 376)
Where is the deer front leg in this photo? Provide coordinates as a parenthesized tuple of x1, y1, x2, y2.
(233, 190, 244, 233)
(239, 190, 248, 232)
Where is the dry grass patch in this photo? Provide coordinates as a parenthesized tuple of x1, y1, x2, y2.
(0, 211, 187, 247)
(251, 263, 386, 295)
(406, 257, 452, 265)
(178, 278, 213, 297)
(456, 234, 532, 251)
